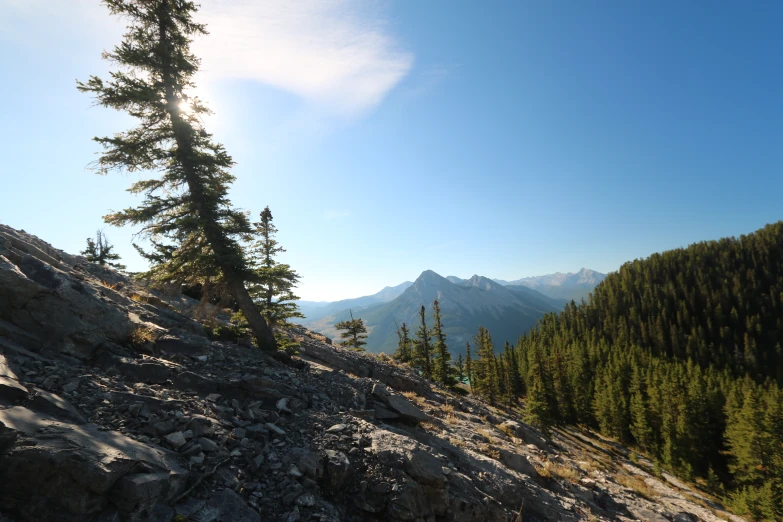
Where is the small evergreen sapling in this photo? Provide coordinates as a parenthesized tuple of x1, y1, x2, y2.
(335, 311, 368, 351)
(81, 230, 126, 270)
(246, 206, 303, 327)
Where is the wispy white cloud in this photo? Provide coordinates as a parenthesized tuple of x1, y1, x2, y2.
(195, 0, 414, 117)
(400, 64, 457, 100)
(4, 0, 414, 117)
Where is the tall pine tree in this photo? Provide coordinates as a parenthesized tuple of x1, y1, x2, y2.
(431, 300, 454, 386)
(414, 305, 433, 379)
(78, 0, 276, 350)
(394, 322, 413, 364)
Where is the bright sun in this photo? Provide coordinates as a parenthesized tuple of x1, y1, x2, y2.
(178, 99, 193, 115)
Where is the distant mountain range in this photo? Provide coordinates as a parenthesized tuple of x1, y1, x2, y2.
(295, 268, 606, 354)
(492, 268, 605, 301)
(296, 281, 413, 323)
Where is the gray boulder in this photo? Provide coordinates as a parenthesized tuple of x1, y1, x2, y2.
(0, 406, 187, 521)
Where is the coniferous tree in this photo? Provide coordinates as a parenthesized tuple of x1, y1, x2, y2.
(335, 311, 368, 351)
(431, 300, 454, 386)
(507, 222, 783, 512)
(78, 0, 276, 350)
(496, 353, 507, 402)
(465, 342, 474, 391)
(629, 364, 654, 451)
(455, 353, 466, 383)
(81, 230, 126, 270)
(472, 326, 499, 404)
(394, 322, 413, 364)
(501, 346, 515, 408)
(246, 207, 303, 326)
(525, 342, 557, 435)
(414, 305, 433, 379)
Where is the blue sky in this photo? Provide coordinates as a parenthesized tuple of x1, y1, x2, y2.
(1, 1, 781, 301)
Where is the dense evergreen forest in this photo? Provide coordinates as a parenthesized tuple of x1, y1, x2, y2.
(393, 223, 783, 519)
(507, 222, 783, 520)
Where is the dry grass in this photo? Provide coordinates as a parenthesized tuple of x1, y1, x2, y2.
(441, 403, 456, 415)
(478, 443, 501, 460)
(577, 458, 603, 474)
(100, 280, 119, 290)
(449, 436, 466, 449)
(373, 352, 394, 364)
(130, 325, 157, 345)
(497, 423, 516, 439)
(419, 421, 440, 433)
(478, 428, 495, 442)
(616, 473, 659, 500)
(402, 391, 426, 406)
(538, 461, 581, 484)
(445, 414, 459, 426)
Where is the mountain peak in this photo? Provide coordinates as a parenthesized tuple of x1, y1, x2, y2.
(415, 270, 447, 283)
(466, 274, 508, 293)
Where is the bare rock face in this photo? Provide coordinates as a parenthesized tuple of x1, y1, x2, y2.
(0, 406, 187, 521)
(0, 227, 135, 359)
(371, 429, 446, 487)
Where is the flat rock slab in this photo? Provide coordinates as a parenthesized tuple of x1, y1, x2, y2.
(371, 429, 445, 487)
(27, 388, 86, 424)
(0, 406, 187, 521)
(385, 395, 430, 424)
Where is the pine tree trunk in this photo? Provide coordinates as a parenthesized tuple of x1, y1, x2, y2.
(156, 10, 277, 353)
(229, 279, 277, 351)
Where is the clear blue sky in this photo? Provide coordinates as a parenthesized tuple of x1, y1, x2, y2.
(1, 1, 781, 301)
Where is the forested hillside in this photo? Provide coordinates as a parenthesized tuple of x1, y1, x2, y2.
(508, 222, 783, 520)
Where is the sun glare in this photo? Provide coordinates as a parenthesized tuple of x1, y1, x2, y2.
(178, 99, 192, 115)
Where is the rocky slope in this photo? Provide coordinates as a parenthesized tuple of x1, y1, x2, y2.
(0, 224, 743, 522)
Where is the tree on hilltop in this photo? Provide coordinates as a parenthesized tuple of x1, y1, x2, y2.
(335, 311, 368, 351)
(81, 230, 125, 270)
(78, 0, 276, 350)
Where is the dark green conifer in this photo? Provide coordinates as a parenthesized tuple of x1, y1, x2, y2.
(431, 300, 454, 386)
(465, 342, 474, 391)
(335, 311, 368, 351)
(78, 0, 275, 350)
(246, 207, 303, 327)
(455, 353, 466, 383)
(414, 305, 433, 379)
(81, 230, 126, 270)
(394, 322, 413, 364)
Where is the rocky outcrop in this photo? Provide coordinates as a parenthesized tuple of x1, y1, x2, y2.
(0, 406, 186, 521)
(295, 334, 431, 396)
(0, 224, 745, 522)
